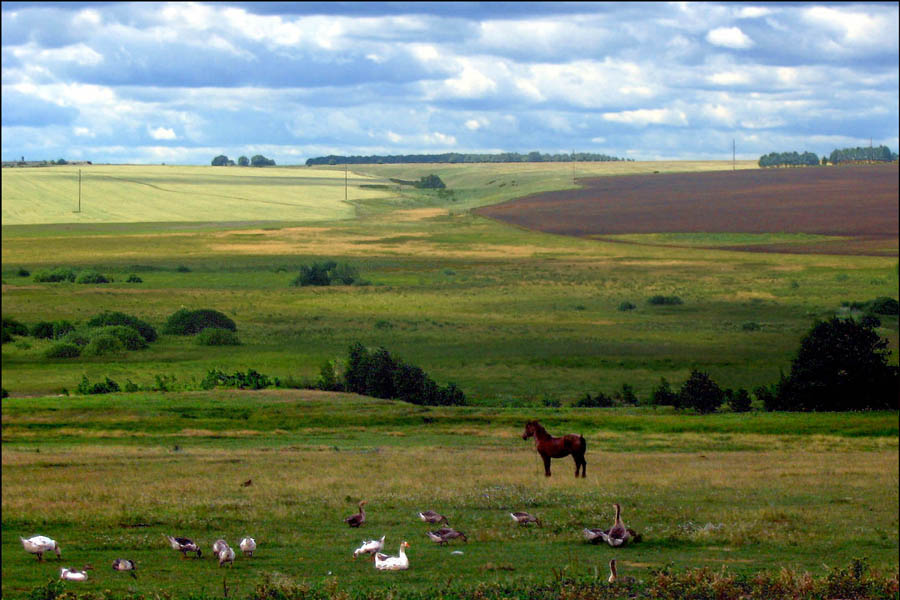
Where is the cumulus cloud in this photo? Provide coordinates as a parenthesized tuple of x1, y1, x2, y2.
(706, 26, 754, 49)
(1, 2, 897, 163)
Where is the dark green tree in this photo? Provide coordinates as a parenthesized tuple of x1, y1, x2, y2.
(650, 377, 678, 406)
(250, 154, 275, 167)
(211, 154, 230, 166)
(678, 370, 724, 414)
(237, 155, 250, 166)
(775, 317, 897, 411)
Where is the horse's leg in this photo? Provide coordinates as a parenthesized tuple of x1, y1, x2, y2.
(542, 454, 552, 477)
(574, 452, 586, 478)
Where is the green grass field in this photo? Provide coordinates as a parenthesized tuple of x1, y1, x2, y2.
(2, 392, 897, 599)
(2, 161, 898, 598)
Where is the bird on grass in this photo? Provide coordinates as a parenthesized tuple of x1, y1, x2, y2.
(239, 537, 256, 557)
(353, 535, 384, 559)
(217, 544, 235, 567)
(112, 558, 137, 579)
(583, 503, 641, 546)
(510, 511, 542, 527)
(374, 541, 410, 571)
(426, 528, 467, 545)
(166, 535, 202, 558)
(344, 500, 367, 528)
(417, 510, 449, 525)
(607, 558, 636, 584)
(59, 565, 93, 581)
(241, 479, 252, 487)
(20, 535, 61, 562)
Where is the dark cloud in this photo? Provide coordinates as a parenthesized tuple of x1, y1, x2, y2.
(1, 89, 79, 126)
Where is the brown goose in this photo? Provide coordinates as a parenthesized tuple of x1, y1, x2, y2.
(607, 558, 636, 584)
(417, 510, 449, 525)
(426, 527, 467, 545)
(166, 535, 202, 558)
(112, 558, 137, 579)
(510, 511, 542, 527)
(583, 503, 640, 546)
(344, 500, 367, 528)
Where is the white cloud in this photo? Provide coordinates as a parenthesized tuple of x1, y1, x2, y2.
(708, 71, 751, 86)
(602, 108, 688, 127)
(706, 26, 754, 49)
(737, 7, 772, 19)
(149, 127, 177, 140)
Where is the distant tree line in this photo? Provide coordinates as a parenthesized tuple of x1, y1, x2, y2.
(211, 154, 275, 167)
(305, 152, 632, 166)
(759, 145, 897, 168)
(828, 145, 897, 164)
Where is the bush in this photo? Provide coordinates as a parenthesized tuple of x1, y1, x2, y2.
(87, 311, 158, 342)
(727, 388, 752, 412)
(1, 388, 7, 398)
(195, 327, 241, 346)
(75, 270, 111, 284)
(201, 368, 273, 390)
(2, 317, 29, 340)
(415, 174, 446, 189)
(617, 301, 636, 311)
(648, 295, 683, 306)
(16, 267, 30, 277)
(291, 261, 361, 287)
(678, 370, 724, 414)
(176, 265, 191, 272)
(126, 274, 143, 283)
(650, 377, 678, 406)
(76, 375, 120, 394)
(864, 296, 899, 315)
(91, 325, 148, 350)
(316, 359, 343, 391)
(33, 267, 76, 283)
(574, 391, 613, 407)
(741, 321, 760, 331)
(45, 343, 82, 359)
(60, 330, 91, 347)
(617, 383, 639, 405)
(82, 333, 125, 356)
(30, 321, 56, 339)
(163, 308, 236, 335)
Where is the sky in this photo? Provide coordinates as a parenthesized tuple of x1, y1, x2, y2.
(1, 1, 898, 165)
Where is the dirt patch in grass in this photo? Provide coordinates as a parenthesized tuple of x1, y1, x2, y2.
(476, 164, 898, 256)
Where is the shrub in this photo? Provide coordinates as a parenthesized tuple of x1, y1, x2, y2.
(195, 327, 241, 346)
(91, 325, 148, 350)
(864, 296, 898, 315)
(176, 265, 191, 272)
(45, 343, 82, 358)
(76, 270, 111, 284)
(650, 377, 678, 406)
(741, 321, 760, 331)
(163, 308, 236, 335)
(618, 383, 639, 405)
(415, 174, 446, 189)
(33, 267, 76, 283)
(617, 301, 636, 311)
(201, 368, 273, 390)
(82, 333, 125, 356)
(678, 370, 724, 414)
(30, 321, 56, 339)
(126, 274, 143, 283)
(1, 388, 7, 398)
(87, 311, 158, 342)
(2, 317, 29, 340)
(574, 391, 613, 407)
(16, 267, 30, 277)
(727, 388, 752, 412)
(76, 375, 120, 394)
(648, 295, 683, 305)
(316, 359, 343, 391)
(291, 261, 361, 286)
(60, 330, 91, 347)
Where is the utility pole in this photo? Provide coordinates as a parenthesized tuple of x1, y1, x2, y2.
(344, 162, 348, 202)
(732, 139, 735, 171)
(76, 169, 82, 212)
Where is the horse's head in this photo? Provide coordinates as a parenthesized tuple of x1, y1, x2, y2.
(522, 421, 537, 439)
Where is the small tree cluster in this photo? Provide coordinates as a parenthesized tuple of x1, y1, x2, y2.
(291, 261, 362, 287)
(76, 375, 121, 395)
(201, 368, 273, 390)
(678, 370, 725, 414)
(758, 151, 821, 167)
(648, 295, 683, 306)
(250, 154, 276, 167)
(414, 174, 446, 189)
(342, 342, 465, 406)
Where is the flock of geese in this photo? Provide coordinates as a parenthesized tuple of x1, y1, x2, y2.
(21, 502, 638, 581)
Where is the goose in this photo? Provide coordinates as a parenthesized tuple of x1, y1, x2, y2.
(510, 511, 542, 527)
(374, 541, 410, 571)
(239, 537, 256, 557)
(217, 544, 235, 567)
(584, 504, 640, 546)
(426, 527, 467, 545)
(212, 539, 229, 555)
(165, 535, 202, 558)
(59, 565, 92, 581)
(353, 535, 384, 558)
(20, 535, 61, 561)
(241, 479, 252, 487)
(112, 558, 137, 579)
(607, 558, 635, 584)
(417, 510, 449, 525)
(344, 500, 367, 528)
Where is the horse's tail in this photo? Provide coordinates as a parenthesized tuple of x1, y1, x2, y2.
(580, 434, 586, 453)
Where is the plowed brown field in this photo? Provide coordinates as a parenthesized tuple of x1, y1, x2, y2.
(476, 164, 898, 255)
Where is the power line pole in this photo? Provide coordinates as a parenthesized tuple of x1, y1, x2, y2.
(76, 169, 82, 212)
(344, 162, 348, 202)
(733, 139, 735, 171)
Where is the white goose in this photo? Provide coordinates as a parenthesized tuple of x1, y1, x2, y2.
(212, 539, 229, 555)
(166, 535, 202, 558)
(112, 558, 137, 579)
(217, 544, 235, 567)
(374, 541, 410, 571)
(60, 565, 92, 581)
(21, 535, 61, 561)
(239, 537, 256, 557)
(583, 503, 640, 547)
(353, 535, 384, 558)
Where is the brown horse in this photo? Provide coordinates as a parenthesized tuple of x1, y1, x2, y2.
(522, 420, 586, 478)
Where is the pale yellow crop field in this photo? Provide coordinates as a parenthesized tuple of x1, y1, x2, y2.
(1, 165, 394, 225)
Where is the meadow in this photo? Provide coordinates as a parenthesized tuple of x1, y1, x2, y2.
(2, 160, 898, 598)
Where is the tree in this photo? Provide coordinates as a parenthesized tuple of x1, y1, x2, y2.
(237, 156, 249, 166)
(678, 370, 724, 414)
(775, 317, 897, 411)
(649, 377, 678, 406)
(728, 388, 752, 412)
(250, 154, 275, 167)
(211, 154, 230, 166)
